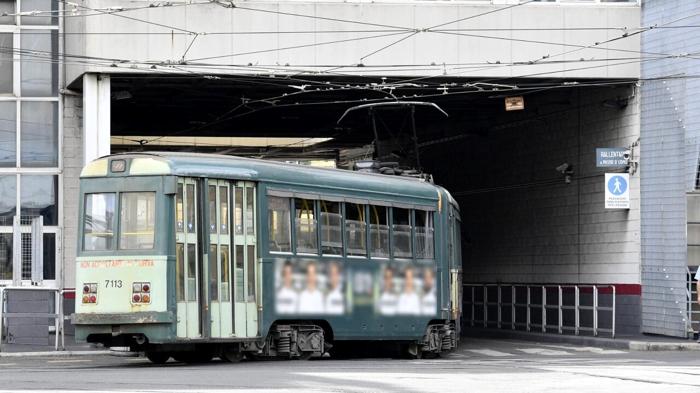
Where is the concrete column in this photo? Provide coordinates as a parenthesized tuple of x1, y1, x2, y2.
(82, 74, 110, 165)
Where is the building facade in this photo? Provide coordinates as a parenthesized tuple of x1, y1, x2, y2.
(4, 0, 698, 340)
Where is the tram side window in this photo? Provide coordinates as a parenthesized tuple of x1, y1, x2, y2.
(320, 200, 342, 255)
(295, 198, 318, 254)
(176, 243, 185, 301)
(268, 196, 291, 252)
(176, 184, 184, 232)
(345, 203, 367, 257)
(208, 185, 217, 233)
(186, 184, 195, 233)
(392, 207, 412, 258)
(83, 193, 116, 251)
(119, 192, 155, 250)
(369, 205, 390, 258)
(415, 210, 435, 259)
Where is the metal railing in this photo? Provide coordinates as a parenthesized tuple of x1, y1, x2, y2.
(687, 267, 699, 336)
(0, 287, 71, 352)
(464, 284, 616, 338)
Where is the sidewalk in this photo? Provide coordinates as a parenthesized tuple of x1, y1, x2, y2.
(462, 327, 700, 351)
(0, 334, 111, 358)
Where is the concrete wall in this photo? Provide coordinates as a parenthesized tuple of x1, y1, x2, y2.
(640, 0, 700, 337)
(64, 0, 640, 85)
(424, 85, 641, 287)
(61, 95, 84, 289)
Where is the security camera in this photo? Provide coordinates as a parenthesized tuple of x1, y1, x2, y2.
(555, 163, 571, 174)
(623, 150, 631, 160)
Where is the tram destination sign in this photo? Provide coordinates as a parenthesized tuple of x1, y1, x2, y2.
(596, 148, 629, 167)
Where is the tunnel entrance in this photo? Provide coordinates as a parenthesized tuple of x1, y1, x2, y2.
(102, 73, 640, 335)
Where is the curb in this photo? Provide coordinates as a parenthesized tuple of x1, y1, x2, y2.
(462, 328, 700, 351)
(0, 350, 112, 358)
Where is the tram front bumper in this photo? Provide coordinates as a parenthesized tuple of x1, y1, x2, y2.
(72, 311, 175, 325)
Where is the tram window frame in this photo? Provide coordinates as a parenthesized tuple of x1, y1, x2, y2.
(118, 191, 156, 250)
(208, 185, 218, 234)
(320, 200, 343, 256)
(267, 196, 292, 254)
(294, 198, 318, 255)
(415, 210, 435, 259)
(83, 192, 116, 251)
(369, 205, 390, 259)
(345, 202, 367, 258)
(391, 207, 413, 259)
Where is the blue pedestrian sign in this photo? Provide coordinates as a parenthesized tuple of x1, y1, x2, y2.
(605, 173, 630, 209)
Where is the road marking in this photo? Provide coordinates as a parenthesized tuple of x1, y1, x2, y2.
(466, 349, 515, 357)
(516, 348, 573, 356)
(46, 359, 92, 364)
(0, 363, 17, 366)
(540, 344, 627, 355)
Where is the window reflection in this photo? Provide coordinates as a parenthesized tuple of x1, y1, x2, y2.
(0, 176, 16, 224)
(20, 101, 58, 167)
(20, 175, 57, 225)
(0, 102, 16, 167)
(20, 30, 58, 96)
(0, 34, 12, 93)
(20, 0, 58, 25)
(0, 1, 14, 24)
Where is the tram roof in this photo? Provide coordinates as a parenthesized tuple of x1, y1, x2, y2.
(82, 152, 442, 204)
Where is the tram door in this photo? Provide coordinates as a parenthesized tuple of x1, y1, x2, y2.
(207, 180, 233, 338)
(176, 179, 201, 338)
(233, 182, 258, 337)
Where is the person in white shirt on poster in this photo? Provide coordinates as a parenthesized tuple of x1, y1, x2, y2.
(397, 266, 420, 315)
(325, 262, 344, 315)
(276, 261, 298, 314)
(378, 267, 398, 315)
(298, 263, 325, 314)
(421, 267, 437, 316)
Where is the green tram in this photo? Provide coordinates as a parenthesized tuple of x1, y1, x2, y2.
(73, 152, 462, 363)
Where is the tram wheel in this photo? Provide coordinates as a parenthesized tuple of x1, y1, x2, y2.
(220, 348, 244, 363)
(145, 352, 170, 364)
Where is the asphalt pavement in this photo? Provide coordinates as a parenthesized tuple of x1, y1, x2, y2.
(0, 338, 699, 392)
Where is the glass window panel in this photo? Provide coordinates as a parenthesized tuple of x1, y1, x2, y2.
(345, 203, 366, 257)
(20, 0, 58, 25)
(176, 243, 184, 301)
(187, 244, 196, 301)
(235, 245, 244, 301)
(208, 185, 217, 233)
(295, 198, 317, 254)
(0, 176, 16, 225)
(186, 184, 195, 233)
(392, 208, 412, 258)
(83, 193, 115, 251)
(119, 192, 155, 250)
(0, 1, 15, 24)
(20, 30, 58, 96)
(20, 175, 57, 225)
(219, 186, 228, 234)
(369, 205, 390, 258)
(20, 101, 57, 167)
(246, 245, 255, 302)
(234, 187, 243, 235)
(246, 187, 254, 236)
(209, 244, 218, 301)
(320, 201, 342, 255)
(415, 210, 434, 259)
(0, 102, 16, 167)
(267, 196, 290, 252)
(220, 245, 230, 302)
(0, 34, 12, 93)
(0, 233, 12, 280)
(176, 183, 184, 232)
(42, 232, 54, 280)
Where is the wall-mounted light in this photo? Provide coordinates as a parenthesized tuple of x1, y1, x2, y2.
(505, 96, 525, 111)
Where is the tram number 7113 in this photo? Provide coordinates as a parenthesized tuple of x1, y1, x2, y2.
(105, 280, 123, 288)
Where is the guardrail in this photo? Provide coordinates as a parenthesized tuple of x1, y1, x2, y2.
(0, 287, 71, 352)
(687, 267, 699, 336)
(463, 284, 616, 338)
